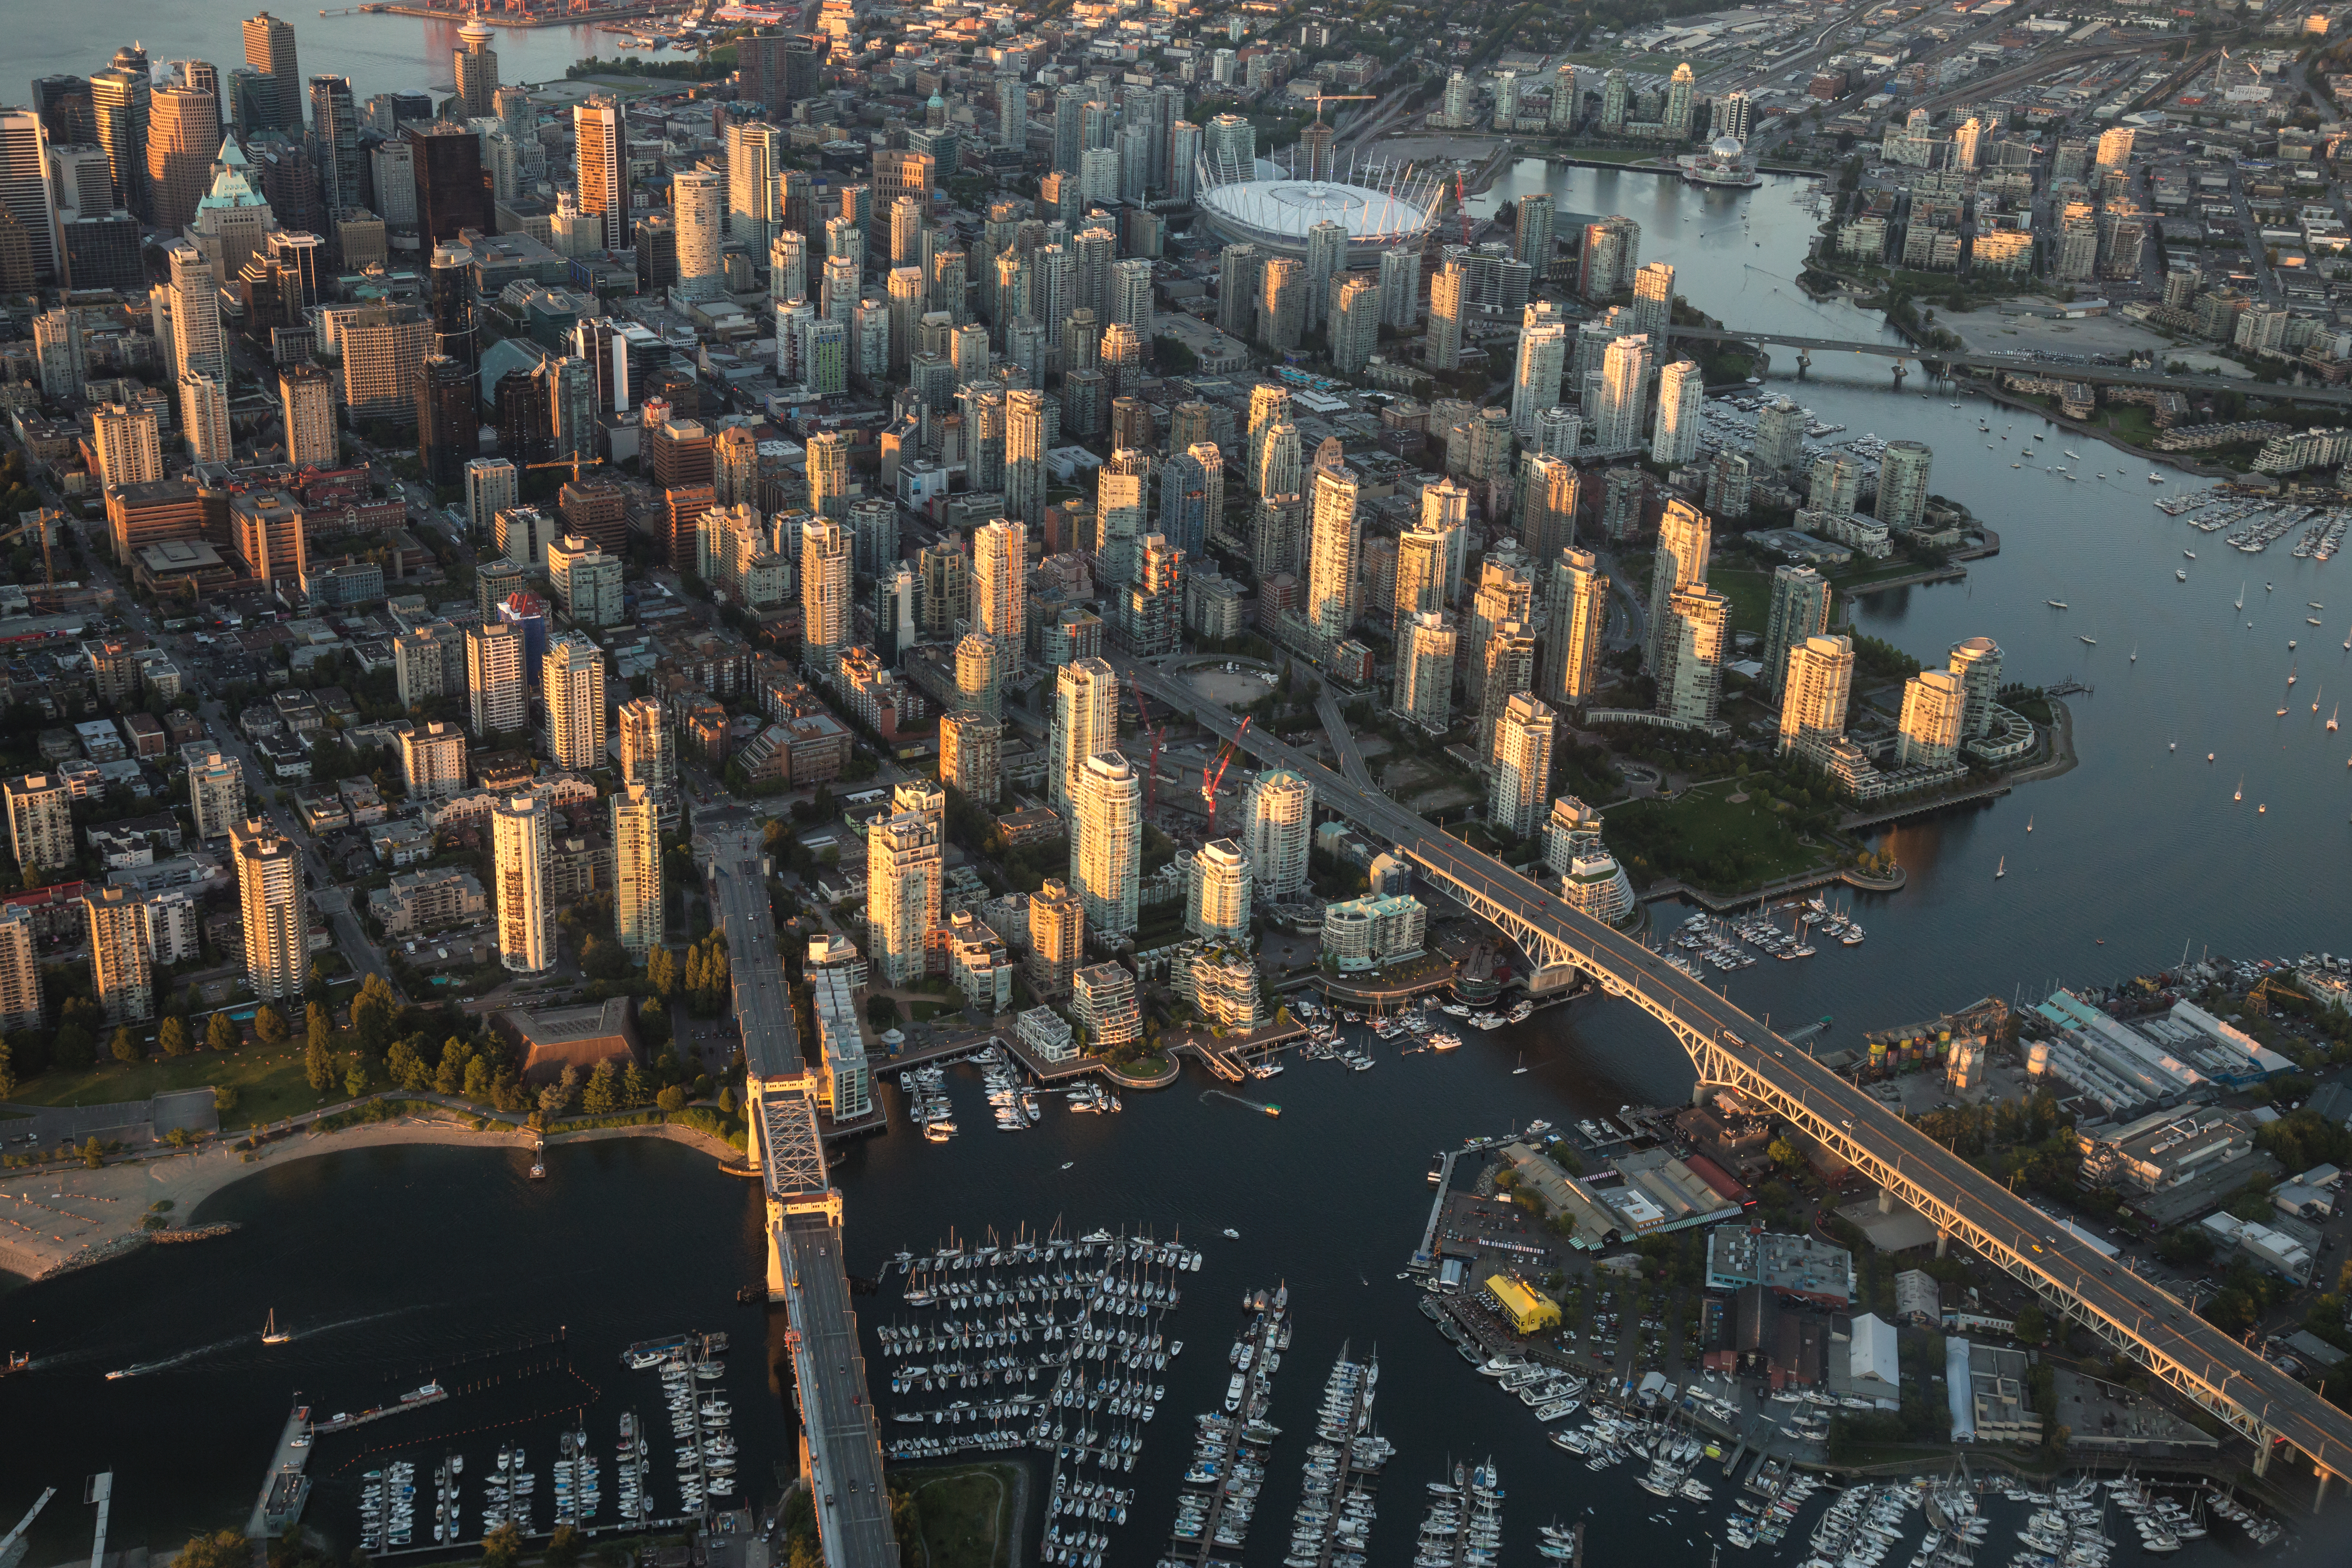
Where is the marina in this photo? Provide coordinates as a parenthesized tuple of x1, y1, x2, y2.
(1157, 1283, 1291, 1568)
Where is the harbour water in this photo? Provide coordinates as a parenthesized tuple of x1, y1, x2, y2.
(1, 159, 2346, 1567)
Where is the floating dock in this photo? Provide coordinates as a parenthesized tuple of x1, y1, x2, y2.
(247, 1405, 312, 1538)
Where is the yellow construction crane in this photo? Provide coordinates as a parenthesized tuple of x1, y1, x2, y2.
(523, 453, 609, 485)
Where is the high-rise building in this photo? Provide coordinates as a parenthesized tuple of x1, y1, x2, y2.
(972, 516, 1026, 661)
(1004, 390, 1047, 530)
(1477, 619, 1538, 756)
(1463, 563, 1534, 717)
(308, 75, 359, 219)
(806, 429, 850, 518)
(90, 45, 153, 222)
(939, 710, 1002, 805)
(1216, 242, 1260, 338)
(1159, 443, 1222, 560)
(1543, 547, 1608, 709)
(492, 793, 554, 975)
(1875, 439, 1933, 533)
(166, 239, 226, 385)
(1808, 454, 1861, 514)
(1391, 526, 1449, 649)
(1592, 333, 1652, 453)
(2094, 125, 2135, 174)
(0, 903, 38, 1033)
(573, 96, 625, 253)
(1071, 751, 1142, 940)
(1630, 261, 1675, 339)
(955, 632, 1004, 719)
(1761, 565, 1832, 698)
(1514, 191, 1554, 269)
(1656, 587, 1731, 724)
(1651, 359, 1704, 466)
(92, 402, 163, 490)
(1510, 317, 1568, 439)
(85, 885, 153, 1023)
(280, 363, 335, 468)
(147, 85, 220, 236)
(466, 619, 526, 736)
(1027, 879, 1084, 998)
(0, 110, 59, 284)
(178, 372, 233, 465)
(1392, 611, 1455, 734)
(1244, 769, 1312, 901)
(617, 696, 673, 793)
(1776, 634, 1854, 756)
(671, 167, 723, 300)
(1946, 636, 2003, 738)
(185, 747, 245, 841)
(542, 636, 607, 772)
(230, 817, 307, 1001)
(3, 774, 71, 878)
(867, 809, 943, 985)
(1754, 397, 1806, 474)
(241, 12, 302, 131)
(1305, 450, 1359, 648)
(800, 517, 852, 667)
(1519, 453, 1580, 564)
(1897, 669, 1967, 767)
(1050, 657, 1118, 818)
(1646, 499, 1712, 671)
(610, 783, 662, 957)
(1258, 255, 1305, 351)
(398, 721, 466, 802)
(1425, 259, 1464, 369)
(1187, 839, 1253, 941)
(1488, 693, 1556, 838)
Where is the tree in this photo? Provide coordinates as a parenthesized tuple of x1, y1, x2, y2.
(352, 974, 398, 1057)
(344, 1060, 369, 1097)
(111, 1027, 142, 1065)
(481, 1523, 525, 1568)
(174, 1531, 253, 1568)
(53, 1022, 94, 1072)
(214, 1084, 239, 1118)
(0, 1040, 14, 1098)
(386, 1038, 430, 1090)
(158, 1016, 190, 1057)
(82, 1135, 104, 1168)
(581, 1059, 619, 1116)
(252, 1003, 289, 1047)
(1767, 1136, 1808, 1177)
(305, 1030, 334, 1093)
(2013, 1302, 2049, 1344)
(539, 1064, 581, 1119)
(545, 1525, 582, 1568)
(207, 1012, 240, 1052)
(656, 1084, 689, 1113)
(623, 1062, 654, 1108)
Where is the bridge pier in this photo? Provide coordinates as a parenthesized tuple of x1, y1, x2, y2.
(1935, 1227, 1949, 1259)
(2318, 1468, 2332, 1512)
(1890, 359, 1908, 390)
(2254, 1433, 2274, 1478)
(1796, 350, 1811, 378)
(767, 1210, 790, 1301)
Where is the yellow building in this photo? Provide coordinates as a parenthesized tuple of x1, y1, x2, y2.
(1486, 1274, 1561, 1337)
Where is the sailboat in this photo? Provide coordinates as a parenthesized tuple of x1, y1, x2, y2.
(1511, 1052, 1529, 1076)
(2329, 706, 2339, 733)
(1994, 857, 2006, 879)
(262, 1310, 292, 1346)
(2234, 777, 2244, 802)
(2026, 816, 2034, 832)
(2130, 644, 2138, 663)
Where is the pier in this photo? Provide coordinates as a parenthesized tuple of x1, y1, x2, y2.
(1302, 1347, 1381, 1568)
(1164, 1303, 1285, 1566)
(246, 1405, 313, 1539)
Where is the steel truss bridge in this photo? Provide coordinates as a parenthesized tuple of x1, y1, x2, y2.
(705, 827, 898, 1567)
(1660, 324, 2352, 408)
(1126, 662, 2352, 1501)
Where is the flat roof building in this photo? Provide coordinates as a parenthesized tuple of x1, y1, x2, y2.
(1705, 1226, 1855, 1308)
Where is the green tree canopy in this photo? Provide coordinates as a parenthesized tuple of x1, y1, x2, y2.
(206, 1012, 239, 1052)
(111, 1027, 141, 1065)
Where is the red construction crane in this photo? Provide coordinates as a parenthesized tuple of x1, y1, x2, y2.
(1133, 686, 1167, 812)
(1452, 168, 1473, 246)
(1201, 717, 1253, 813)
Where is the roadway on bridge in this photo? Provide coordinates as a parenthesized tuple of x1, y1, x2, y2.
(1124, 662, 2352, 1485)
(703, 826, 898, 1566)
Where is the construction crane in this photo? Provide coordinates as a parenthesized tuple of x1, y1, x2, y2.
(0, 508, 59, 587)
(1452, 168, 1473, 246)
(524, 453, 609, 485)
(1132, 686, 1168, 812)
(1200, 716, 1252, 813)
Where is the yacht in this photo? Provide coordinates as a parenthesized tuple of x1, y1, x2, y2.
(2046, 599, 2069, 609)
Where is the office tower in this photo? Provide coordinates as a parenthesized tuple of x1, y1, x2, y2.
(723, 120, 782, 256)
(1630, 261, 1674, 340)
(185, 747, 245, 842)
(1425, 260, 1464, 369)
(866, 809, 943, 986)
(0, 111, 58, 283)
(1488, 693, 1556, 838)
(1519, 453, 1579, 565)
(1305, 450, 1359, 647)
(2, 773, 70, 877)
(84, 885, 153, 1024)
(605, 783, 662, 958)
(401, 122, 484, 242)
(1070, 751, 1142, 940)
(573, 96, 625, 252)
(671, 168, 722, 300)
(453, 12, 499, 120)
(241, 12, 300, 129)
(1897, 669, 1967, 767)
(1027, 879, 1084, 999)
(1808, 454, 1861, 513)
(1875, 439, 1933, 533)
(89, 45, 153, 221)
(92, 402, 163, 490)
(1187, 839, 1253, 942)
(1776, 635, 1854, 756)
(229, 817, 306, 1002)
(1004, 391, 1046, 530)
(1651, 359, 1704, 466)
(1761, 565, 1832, 698)
(940, 710, 1002, 806)
(466, 620, 526, 736)
(280, 364, 335, 468)
(1656, 587, 1730, 723)
(1258, 256, 1305, 351)
(176, 373, 231, 465)
(307, 75, 359, 220)
(416, 355, 473, 489)
(800, 518, 852, 666)
(542, 637, 607, 773)
(1511, 318, 1568, 439)
(1646, 498, 1712, 671)
(806, 430, 849, 518)
(1392, 612, 1455, 734)
(397, 722, 466, 803)
(1542, 547, 1608, 710)
(1048, 656, 1119, 820)
(145, 86, 219, 236)
(1947, 636, 2003, 738)
(0, 904, 37, 1033)
(492, 793, 554, 975)
(1592, 334, 1652, 453)
(973, 517, 1026, 662)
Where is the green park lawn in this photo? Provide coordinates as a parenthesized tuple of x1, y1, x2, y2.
(9, 1044, 338, 1131)
(901, 1465, 1018, 1568)
(1605, 786, 1825, 893)
(1709, 566, 1775, 637)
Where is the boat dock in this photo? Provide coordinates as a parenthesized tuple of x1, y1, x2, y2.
(1165, 1305, 1286, 1566)
(312, 1387, 447, 1433)
(1412, 1150, 1462, 1270)
(246, 1405, 312, 1539)
(1305, 1349, 1381, 1568)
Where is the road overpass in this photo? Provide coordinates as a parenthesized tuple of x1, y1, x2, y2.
(1124, 662, 2352, 1501)
(704, 825, 898, 1567)
(1662, 324, 2352, 408)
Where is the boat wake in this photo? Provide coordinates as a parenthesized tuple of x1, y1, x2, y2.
(289, 1307, 412, 1343)
(116, 1332, 253, 1376)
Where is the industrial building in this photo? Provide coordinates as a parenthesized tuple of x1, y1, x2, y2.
(1704, 1227, 1856, 1308)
